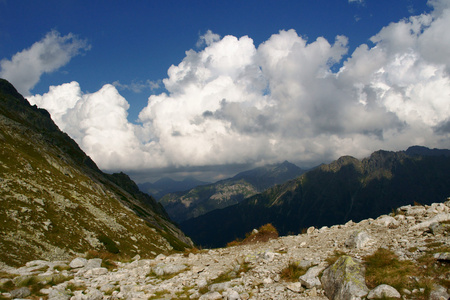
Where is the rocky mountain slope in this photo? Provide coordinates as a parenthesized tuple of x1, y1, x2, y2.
(160, 161, 305, 223)
(181, 148, 450, 248)
(1, 199, 449, 299)
(138, 177, 211, 200)
(0, 79, 192, 268)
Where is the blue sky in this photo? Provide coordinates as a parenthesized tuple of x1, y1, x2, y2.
(1, 0, 449, 182)
(1, 0, 431, 120)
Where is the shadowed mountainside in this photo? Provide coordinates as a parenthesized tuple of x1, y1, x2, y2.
(159, 161, 305, 222)
(181, 148, 450, 248)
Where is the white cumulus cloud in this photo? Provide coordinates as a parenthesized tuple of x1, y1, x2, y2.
(26, 3, 450, 174)
(0, 30, 89, 96)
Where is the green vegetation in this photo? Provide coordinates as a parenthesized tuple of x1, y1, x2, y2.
(98, 234, 120, 254)
(364, 248, 417, 291)
(148, 290, 170, 299)
(363, 244, 450, 299)
(325, 250, 347, 266)
(280, 261, 308, 282)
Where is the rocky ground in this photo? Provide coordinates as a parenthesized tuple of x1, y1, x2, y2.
(1, 200, 450, 300)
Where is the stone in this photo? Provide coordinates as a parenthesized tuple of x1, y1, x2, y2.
(48, 288, 71, 300)
(69, 257, 87, 268)
(9, 287, 31, 298)
(367, 284, 401, 299)
(299, 265, 325, 289)
(286, 282, 304, 293)
(85, 258, 102, 269)
(429, 222, 450, 235)
(375, 215, 399, 227)
(83, 267, 108, 277)
(409, 213, 450, 231)
(321, 255, 369, 300)
(84, 288, 104, 300)
(429, 284, 450, 300)
(196, 278, 208, 288)
(345, 230, 373, 249)
(434, 252, 450, 261)
(307, 226, 316, 234)
(223, 288, 240, 300)
(199, 291, 222, 300)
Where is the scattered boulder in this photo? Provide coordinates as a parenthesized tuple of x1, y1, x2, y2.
(367, 284, 401, 299)
(286, 282, 304, 293)
(9, 286, 31, 298)
(199, 291, 222, 300)
(375, 215, 399, 227)
(345, 230, 373, 249)
(69, 257, 87, 269)
(299, 265, 325, 289)
(321, 255, 369, 300)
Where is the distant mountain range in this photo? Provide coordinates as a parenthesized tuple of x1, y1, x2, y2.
(180, 147, 450, 248)
(138, 177, 210, 200)
(159, 161, 306, 222)
(0, 79, 192, 267)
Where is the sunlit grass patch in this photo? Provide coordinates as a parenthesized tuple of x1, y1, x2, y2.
(364, 248, 418, 292)
(280, 261, 307, 282)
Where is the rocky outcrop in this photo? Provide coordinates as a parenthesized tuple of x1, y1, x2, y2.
(321, 256, 369, 300)
(1, 199, 449, 299)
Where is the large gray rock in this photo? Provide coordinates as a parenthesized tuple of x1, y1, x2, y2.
(321, 255, 369, 300)
(367, 284, 401, 299)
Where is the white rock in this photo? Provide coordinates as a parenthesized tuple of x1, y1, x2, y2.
(223, 288, 241, 300)
(84, 288, 104, 300)
(367, 284, 401, 299)
(375, 215, 399, 227)
(299, 265, 325, 289)
(286, 282, 303, 293)
(196, 278, 208, 288)
(345, 230, 373, 249)
(409, 213, 450, 231)
(69, 258, 87, 269)
(199, 291, 222, 300)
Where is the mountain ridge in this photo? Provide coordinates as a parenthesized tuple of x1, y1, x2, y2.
(0, 79, 192, 267)
(180, 147, 450, 248)
(138, 177, 210, 200)
(159, 161, 306, 223)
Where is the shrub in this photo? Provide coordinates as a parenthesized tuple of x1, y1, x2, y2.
(227, 223, 279, 247)
(98, 235, 119, 254)
(280, 262, 307, 282)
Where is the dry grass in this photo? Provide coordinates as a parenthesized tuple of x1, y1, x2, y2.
(227, 223, 279, 247)
(364, 248, 418, 291)
(280, 262, 307, 282)
(324, 250, 346, 266)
